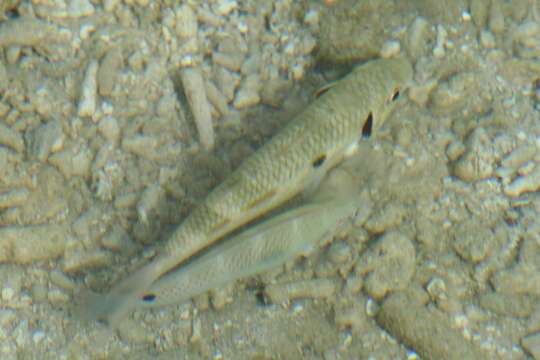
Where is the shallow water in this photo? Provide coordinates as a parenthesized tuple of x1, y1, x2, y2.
(0, 0, 539, 359)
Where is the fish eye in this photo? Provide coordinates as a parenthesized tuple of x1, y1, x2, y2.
(142, 293, 157, 302)
(390, 89, 400, 101)
(312, 154, 327, 168)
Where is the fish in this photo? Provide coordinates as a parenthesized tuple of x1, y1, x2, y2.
(136, 167, 359, 309)
(77, 56, 413, 324)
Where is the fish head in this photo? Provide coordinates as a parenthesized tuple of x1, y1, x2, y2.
(370, 56, 413, 135)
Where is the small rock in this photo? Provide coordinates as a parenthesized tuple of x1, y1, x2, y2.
(32, 330, 46, 344)
(356, 231, 416, 299)
(491, 265, 540, 296)
(30, 120, 65, 162)
(47, 289, 70, 303)
(364, 204, 405, 233)
(98, 116, 120, 143)
(380, 40, 401, 58)
(327, 241, 351, 264)
(504, 165, 540, 197)
(1, 287, 15, 301)
(480, 30, 496, 49)
(453, 127, 495, 182)
(452, 221, 494, 263)
(77, 60, 99, 118)
(479, 291, 534, 318)
(67, 0, 95, 18)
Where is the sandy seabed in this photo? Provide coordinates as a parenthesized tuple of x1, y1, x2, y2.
(0, 0, 539, 359)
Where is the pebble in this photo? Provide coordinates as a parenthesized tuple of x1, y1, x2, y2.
(1, 287, 15, 302)
(0, 188, 29, 209)
(408, 79, 438, 107)
(97, 47, 123, 97)
(97, 116, 120, 143)
(62, 249, 114, 272)
(452, 221, 494, 263)
(470, 0, 489, 29)
(180, 66, 215, 150)
(446, 140, 466, 161)
(334, 301, 370, 333)
(49, 146, 93, 179)
(364, 204, 405, 234)
(430, 72, 474, 114)
(190, 317, 202, 344)
(504, 165, 540, 197)
(117, 318, 151, 343)
(204, 80, 230, 116)
(0, 225, 66, 264)
(491, 266, 540, 296)
(67, 0, 95, 18)
(210, 284, 234, 310)
(101, 225, 135, 253)
(47, 288, 69, 303)
(32, 330, 46, 345)
(137, 184, 164, 225)
(212, 52, 243, 72)
(215, 0, 237, 16)
(264, 278, 337, 304)
(215, 66, 240, 101)
(49, 269, 76, 290)
(479, 291, 534, 318)
(327, 241, 351, 264)
(5, 46, 20, 65)
(197, 8, 224, 27)
(0, 123, 24, 153)
(29, 120, 65, 162)
(31, 284, 48, 303)
(407, 17, 432, 60)
(175, 4, 198, 39)
(377, 292, 488, 360)
(356, 231, 415, 300)
(480, 30, 496, 49)
(0, 18, 55, 48)
(77, 60, 99, 118)
(488, 0, 505, 35)
(380, 40, 401, 59)
(233, 74, 261, 109)
(425, 277, 447, 301)
(0, 308, 16, 328)
(0, 61, 7, 90)
(501, 144, 537, 170)
(433, 25, 447, 58)
(453, 127, 495, 182)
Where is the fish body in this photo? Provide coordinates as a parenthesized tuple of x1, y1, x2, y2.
(81, 57, 413, 323)
(138, 168, 359, 309)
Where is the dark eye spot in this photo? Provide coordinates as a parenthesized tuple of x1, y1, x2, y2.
(312, 154, 326, 168)
(391, 90, 400, 101)
(255, 289, 270, 306)
(362, 112, 373, 138)
(142, 293, 156, 302)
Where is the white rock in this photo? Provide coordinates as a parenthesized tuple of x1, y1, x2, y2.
(1, 287, 15, 301)
(504, 165, 540, 197)
(67, 0, 95, 18)
(215, 0, 237, 16)
(77, 60, 99, 118)
(380, 40, 401, 58)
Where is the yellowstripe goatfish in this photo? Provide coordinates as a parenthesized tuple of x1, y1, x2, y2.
(77, 57, 413, 324)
